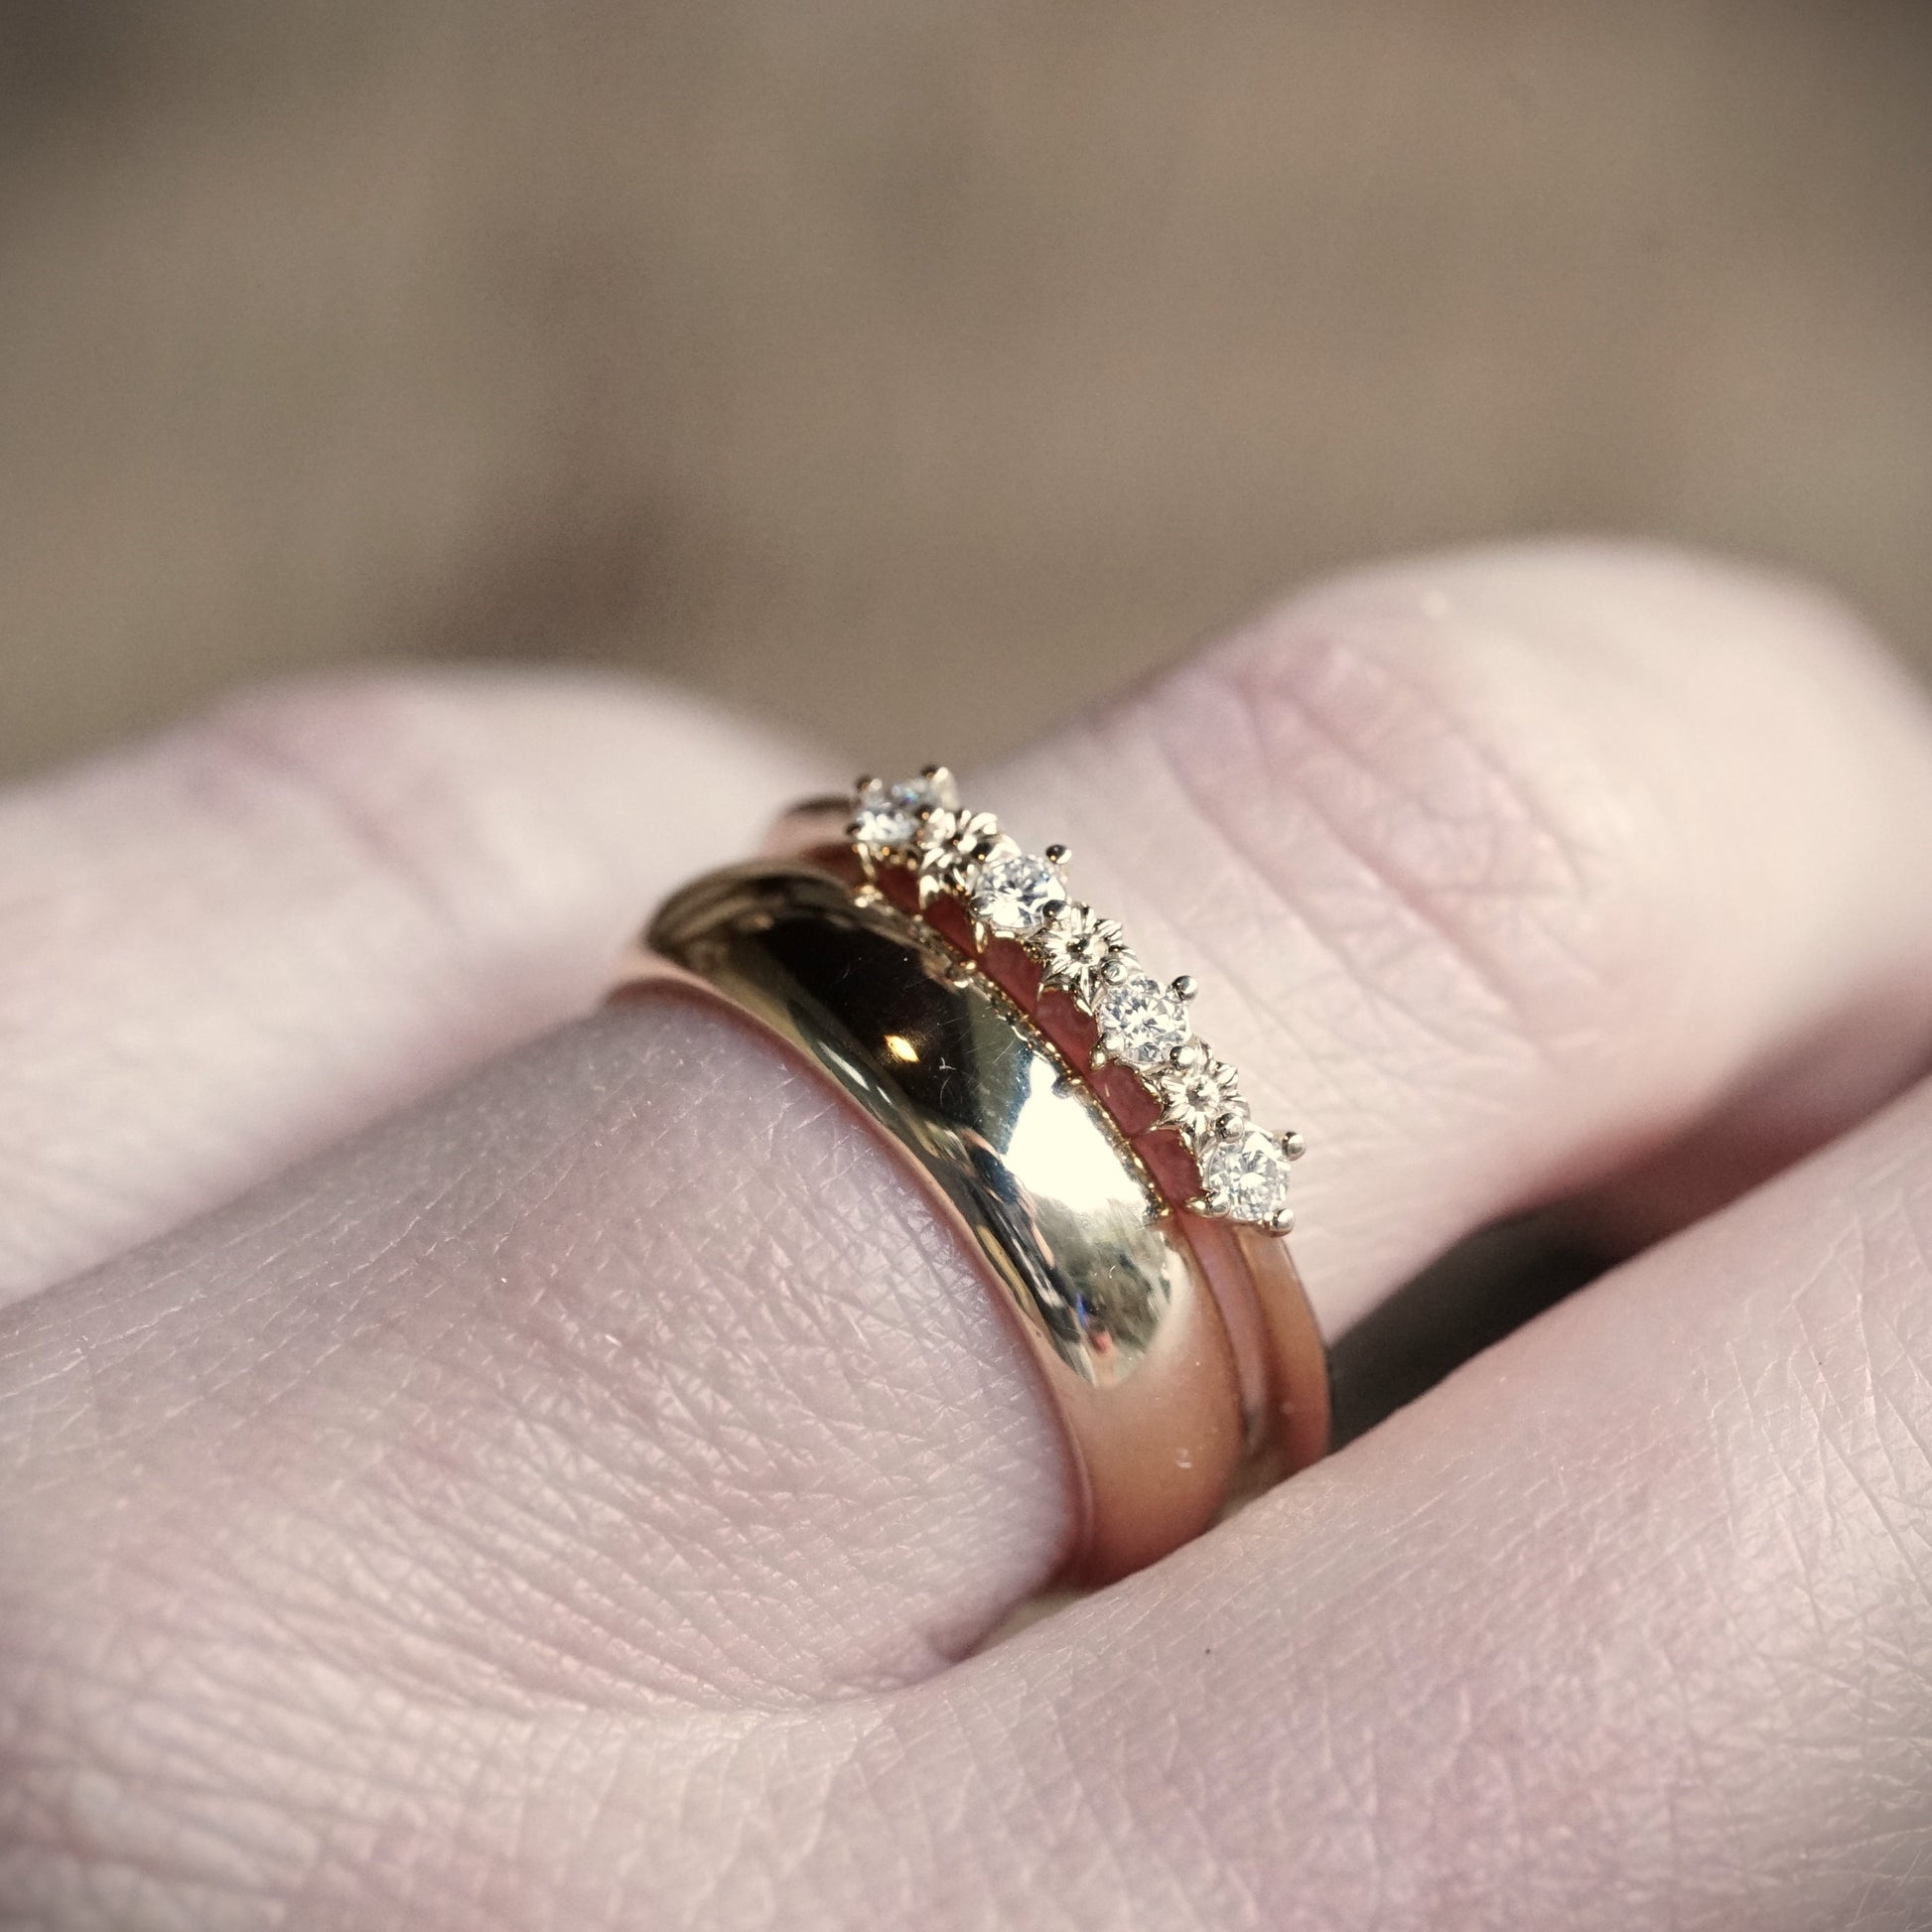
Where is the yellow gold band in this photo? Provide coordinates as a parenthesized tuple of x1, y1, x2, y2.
(613, 843, 1328, 1582)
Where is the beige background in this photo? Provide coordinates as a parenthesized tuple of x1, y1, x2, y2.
(2, 2, 1929, 779)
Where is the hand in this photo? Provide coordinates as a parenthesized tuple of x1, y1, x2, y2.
(5, 542, 1932, 1931)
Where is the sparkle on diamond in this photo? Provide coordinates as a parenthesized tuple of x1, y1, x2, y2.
(1094, 970, 1190, 1067)
(1200, 1127, 1292, 1221)
(852, 774, 948, 853)
(972, 849, 1063, 937)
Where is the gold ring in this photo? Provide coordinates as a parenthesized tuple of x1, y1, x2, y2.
(612, 767, 1328, 1581)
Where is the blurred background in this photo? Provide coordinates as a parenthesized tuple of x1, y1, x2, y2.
(2, 1, 1929, 781)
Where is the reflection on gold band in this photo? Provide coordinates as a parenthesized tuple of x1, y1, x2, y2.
(615, 854, 1328, 1582)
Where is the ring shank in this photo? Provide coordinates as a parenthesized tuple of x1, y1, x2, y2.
(616, 855, 1326, 1581)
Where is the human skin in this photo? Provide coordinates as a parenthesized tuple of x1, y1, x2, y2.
(4, 541, 1932, 1929)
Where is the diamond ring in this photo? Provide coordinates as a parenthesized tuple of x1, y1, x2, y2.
(850, 767, 1305, 1234)
(615, 769, 1328, 1581)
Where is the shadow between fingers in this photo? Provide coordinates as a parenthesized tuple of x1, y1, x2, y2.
(1326, 1213, 1613, 1448)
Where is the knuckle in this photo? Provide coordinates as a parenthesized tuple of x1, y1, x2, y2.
(1139, 589, 1661, 1069)
(190, 670, 616, 961)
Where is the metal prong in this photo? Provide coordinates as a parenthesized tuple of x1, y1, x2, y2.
(854, 773, 879, 794)
(1040, 897, 1070, 924)
(1267, 1207, 1296, 1235)
(1045, 842, 1070, 867)
(1102, 956, 1131, 984)
(1282, 1130, 1307, 1162)
(1172, 974, 1198, 1002)
(1088, 1045, 1112, 1070)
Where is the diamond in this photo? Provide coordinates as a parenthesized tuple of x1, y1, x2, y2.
(971, 848, 1063, 938)
(851, 772, 955, 856)
(1033, 901, 1125, 1002)
(1199, 1126, 1293, 1222)
(1149, 1040, 1244, 1146)
(1094, 970, 1190, 1068)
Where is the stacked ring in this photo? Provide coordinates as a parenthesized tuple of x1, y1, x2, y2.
(613, 767, 1329, 1582)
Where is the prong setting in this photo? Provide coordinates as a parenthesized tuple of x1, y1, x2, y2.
(1035, 901, 1126, 1001)
(918, 763, 961, 810)
(1148, 1041, 1244, 1145)
(843, 772, 1304, 1231)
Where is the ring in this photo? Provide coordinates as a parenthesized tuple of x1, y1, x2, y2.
(612, 767, 1329, 1581)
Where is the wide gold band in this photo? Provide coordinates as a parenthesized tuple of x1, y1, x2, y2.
(614, 843, 1328, 1582)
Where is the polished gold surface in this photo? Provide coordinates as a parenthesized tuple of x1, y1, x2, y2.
(624, 859, 1257, 1580)
(648, 861, 1189, 1387)
(621, 848, 1330, 1581)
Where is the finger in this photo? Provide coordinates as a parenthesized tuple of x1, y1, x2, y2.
(0, 669, 827, 1299)
(1, 1004, 1068, 1711)
(8, 546, 1932, 1926)
(981, 540, 1932, 1330)
(823, 1071, 1932, 1930)
(8, 542, 1932, 1679)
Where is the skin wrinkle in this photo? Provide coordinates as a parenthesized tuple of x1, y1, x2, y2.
(1216, 605, 1622, 985)
(1283, 602, 1596, 909)
(1102, 678, 1566, 1185)
(1220, 632, 1601, 1058)
(1187, 659, 1549, 1076)
(406, 1344, 924, 1699)
(1090, 682, 1519, 1111)
(329, 1466, 751, 1716)
(12, 1689, 329, 1925)
(1286, 630, 1649, 1025)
